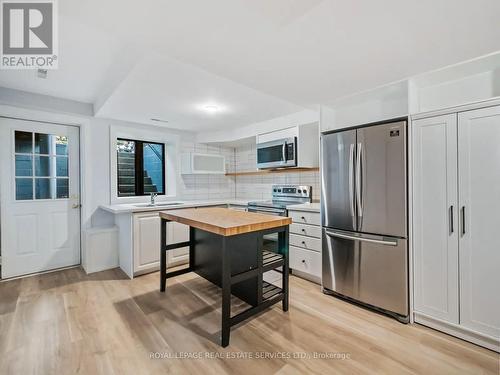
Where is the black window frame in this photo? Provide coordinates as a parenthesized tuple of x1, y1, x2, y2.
(117, 138, 166, 197)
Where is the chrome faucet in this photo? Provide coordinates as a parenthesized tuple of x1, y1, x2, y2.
(150, 192, 158, 205)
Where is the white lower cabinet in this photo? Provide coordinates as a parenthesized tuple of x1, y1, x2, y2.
(132, 212, 189, 275)
(413, 105, 500, 352)
(289, 246, 321, 278)
(287, 209, 321, 283)
(133, 212, 161, 274)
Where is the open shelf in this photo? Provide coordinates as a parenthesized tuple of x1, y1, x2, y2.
(262, 250, 284, 272)
(262, 281, 282, 301)
(225, 167, 319, 176)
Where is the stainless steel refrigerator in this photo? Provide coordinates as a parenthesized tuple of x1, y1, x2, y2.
(321, 119, 408, 322)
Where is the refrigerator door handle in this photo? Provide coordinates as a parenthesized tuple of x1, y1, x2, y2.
(449, 205, 454, 234)
(461, 206, 466, 235)
(356, 142, 363, 219)
(325, 230, 398, 247)
(349, 143, 355, 220)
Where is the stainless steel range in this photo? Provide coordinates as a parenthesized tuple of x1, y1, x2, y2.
(248, 185, 312, 216)
(248, 184, 312, 254)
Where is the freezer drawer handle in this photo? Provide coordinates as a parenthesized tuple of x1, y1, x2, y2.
(325, 230, 398, 246)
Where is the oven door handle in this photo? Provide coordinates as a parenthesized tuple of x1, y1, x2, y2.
(248, 207, 286, 215)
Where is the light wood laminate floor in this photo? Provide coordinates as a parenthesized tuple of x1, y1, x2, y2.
(0, 267, 498, 375)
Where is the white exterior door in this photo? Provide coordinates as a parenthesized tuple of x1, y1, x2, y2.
(0, 119, 81, 279)
(412, 114, 459, 323)
(458, 106, 500, 339)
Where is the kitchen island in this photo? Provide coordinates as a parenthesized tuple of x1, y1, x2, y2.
(159, 207, 291, 347)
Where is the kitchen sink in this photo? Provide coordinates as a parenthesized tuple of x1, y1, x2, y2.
(133, 202, 184, 208)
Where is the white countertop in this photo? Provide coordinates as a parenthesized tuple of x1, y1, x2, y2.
(99, 199, 251, 214)
(287, 202, 321, 212)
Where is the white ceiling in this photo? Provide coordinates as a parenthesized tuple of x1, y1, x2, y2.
(0, 0, 499, 131)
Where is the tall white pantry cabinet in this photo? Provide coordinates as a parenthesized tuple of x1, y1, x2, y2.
(412, 105, 500, 352)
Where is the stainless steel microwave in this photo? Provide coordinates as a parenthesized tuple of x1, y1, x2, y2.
(256, 137, 297, 169)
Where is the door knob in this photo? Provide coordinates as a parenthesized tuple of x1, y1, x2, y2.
(72, 204, 82, 209)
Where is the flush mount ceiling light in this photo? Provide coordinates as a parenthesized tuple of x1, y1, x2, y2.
(204, 105, 219, 114)
(150, 118, 169, 123)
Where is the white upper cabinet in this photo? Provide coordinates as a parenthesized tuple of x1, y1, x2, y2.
(457, 106, 500, 340)
(181, 153, 226, 174)
(412, 114, 459, 323)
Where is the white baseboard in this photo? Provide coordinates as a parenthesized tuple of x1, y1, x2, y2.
(291, 269, 321, 284)
(414, 312, 500, 352)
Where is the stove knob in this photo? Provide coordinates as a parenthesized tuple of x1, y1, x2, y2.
(273, 189, 277, 192)
(278, 189, 282, 193)
(297, 189, 302, 193)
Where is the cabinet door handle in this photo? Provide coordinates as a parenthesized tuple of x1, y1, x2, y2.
(461, 206, 466, 235)
(449, 206, 454, 234)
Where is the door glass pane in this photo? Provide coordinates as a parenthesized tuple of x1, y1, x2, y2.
(15, 178, 33, 200)
(56, 178, 69, 198)
(35, 178, 52, 199)
(35, 156, 52, 176)
(35, 133, 52, 154)
(56, 136, 68, 155)
(56, 157, 68, 177)
(143, 143, 163, 194)
(15, 131, 32, 153)
(117, 139, 136, 197)
(15, 155, 33, 176)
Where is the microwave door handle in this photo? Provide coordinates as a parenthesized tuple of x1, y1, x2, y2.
(282, 143, 287, 163)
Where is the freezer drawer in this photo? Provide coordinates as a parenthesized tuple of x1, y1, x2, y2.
(322, 228, 408, 317)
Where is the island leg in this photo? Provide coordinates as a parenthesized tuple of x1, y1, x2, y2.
(160, 218, 167, 292)
(279, 226, 290, 312)
(221, 236, 231, 347)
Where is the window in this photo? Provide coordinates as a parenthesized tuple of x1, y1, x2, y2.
(14, 131, 69, 200)
(117, 138, 165, 197)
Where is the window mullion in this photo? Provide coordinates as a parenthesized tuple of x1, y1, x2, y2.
(135, 141, 144, 196)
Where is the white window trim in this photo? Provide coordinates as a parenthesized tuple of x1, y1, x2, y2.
(109, 125, 179, 204)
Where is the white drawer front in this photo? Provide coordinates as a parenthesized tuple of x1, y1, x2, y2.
(290, 223, 321, 238)
(290, 246, 321, 278)
(290, 234, 321, 252)
(289, 211, 320, 226)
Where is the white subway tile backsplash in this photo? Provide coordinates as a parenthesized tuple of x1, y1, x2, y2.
(233, 144, 320, 201)
(177, 141, 319, 201)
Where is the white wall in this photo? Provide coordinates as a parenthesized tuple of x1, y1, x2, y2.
(0, 94, 235, 234)
(81, 117, 236, 228)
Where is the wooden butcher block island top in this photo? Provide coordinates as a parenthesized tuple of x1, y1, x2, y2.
(159, 207, 292, 236)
